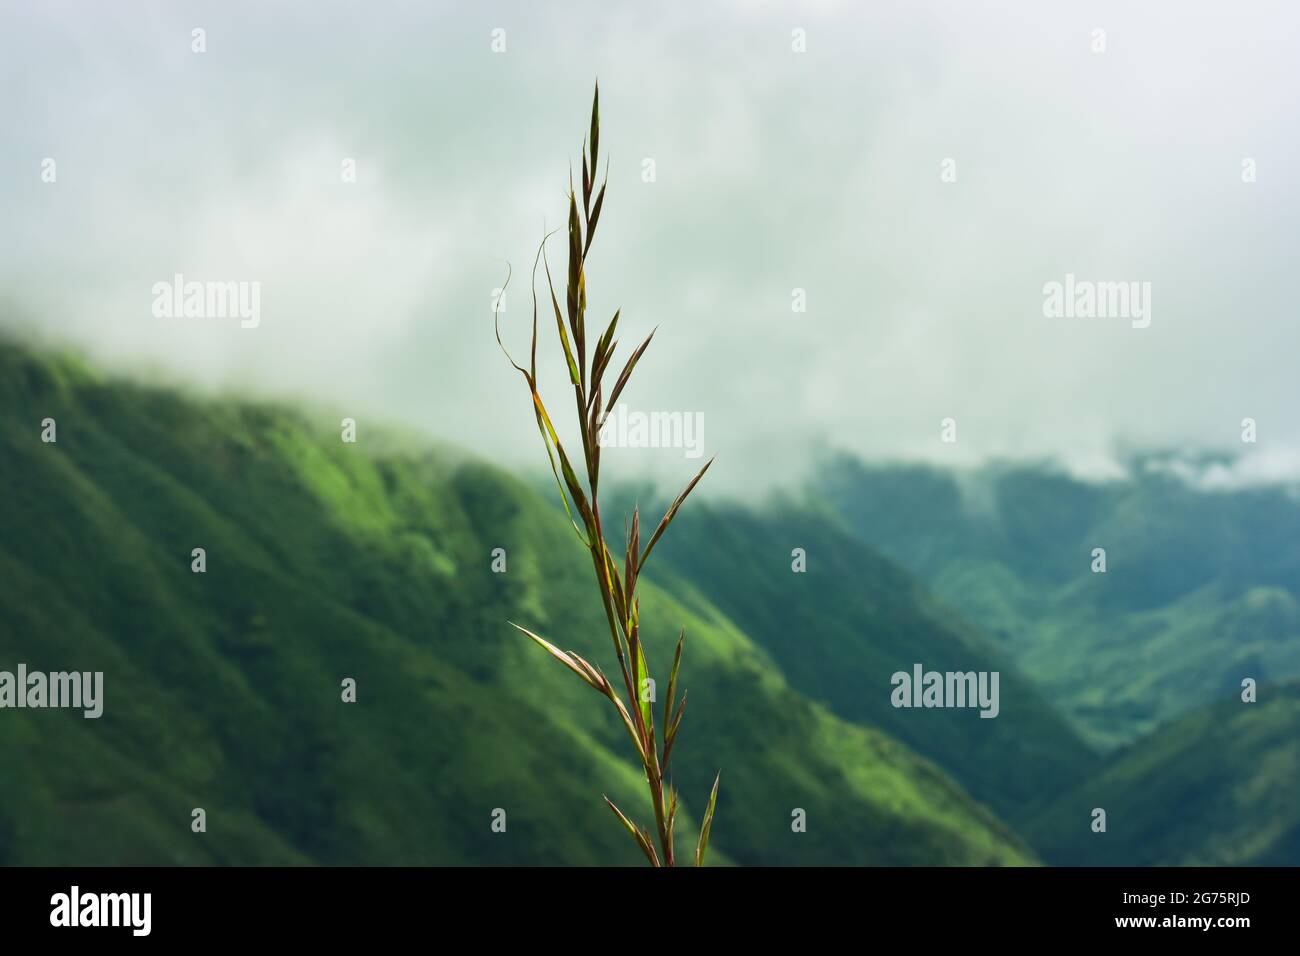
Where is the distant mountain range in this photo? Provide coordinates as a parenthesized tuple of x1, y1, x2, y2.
(817, 455, 1300, 750)
(1, 339, 1294, 865)
(1026, 681, 1300, 865)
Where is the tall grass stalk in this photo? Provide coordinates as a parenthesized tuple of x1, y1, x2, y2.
(495, 84, 718, 867)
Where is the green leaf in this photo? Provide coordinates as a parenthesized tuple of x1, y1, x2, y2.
(591, 310, 620, 389)
(566, 193, 584, 354)
(529, 400, 586, 543)
(589, 82, 600, 180)
(623, 503, 640, 603)
(639, 456, 714, 571)
(600, 543, 629, 631)
(541, 246, 582, 386)
(662, 689, 686, 769)
(582, 150, 591, 214)
(604, 328, 656, 414)
(604, 795, 659, 867)
(631, 621, 653, 741)
(694, 772, 721, 867)
(508, 622, 602, 691)
(584, 178, 607, 258)
(665, 786, 679, 856)
(601, 676, 648, 763)
(529, 390, 594, 532)
(663, 628, 683, 732)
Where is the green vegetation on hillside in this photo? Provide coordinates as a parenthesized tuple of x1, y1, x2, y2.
(0, 342, 1032, 865)
(1025, 682, 1300, 865)
(639, 498, 1097, 826)
(818, 456, 1300, 750)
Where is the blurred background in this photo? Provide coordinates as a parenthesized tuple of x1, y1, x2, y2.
(1, 0, 1297, 865)
(4, 0, 1300, 487)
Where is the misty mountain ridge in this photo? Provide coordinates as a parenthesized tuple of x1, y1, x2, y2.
(1, 337, 1294, 865)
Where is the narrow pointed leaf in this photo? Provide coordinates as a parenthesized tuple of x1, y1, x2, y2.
(662, 690, 686, 768)
(665, 786, 679, 857)
(531, 391, 595, 534)
(639, 456, 714, 571)
(694, 772, 721, 867)
(566, 193, 584, 348)
(589, 83, 600, 180)
(602, 676, 647, 762)
(529, 396, 588, 543)
(604, 795, 659, 867)
(583, 178, 607, 258)
(623, 504, 640, 604)
(568, 649, 611, 695)
(663, 628, 683, 731)
(590, 339, 618, 406)
(508, 622, 601, 691)
(591, 309, 620, 389)
(541, 246, 582, 386)
(604, 328, 655, 415)
(599, 544, 629, 631)
(582, 150, 591, 213)
(631, 623, 653, 743)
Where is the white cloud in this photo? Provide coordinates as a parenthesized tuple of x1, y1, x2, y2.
(2, 0, 1298, 491)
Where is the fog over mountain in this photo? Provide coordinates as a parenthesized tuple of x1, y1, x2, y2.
(3, 0, 1298, 492)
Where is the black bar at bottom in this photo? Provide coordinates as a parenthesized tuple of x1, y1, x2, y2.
(0, 866, 1283, 941)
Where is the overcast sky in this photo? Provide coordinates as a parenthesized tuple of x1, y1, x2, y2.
(3, 0, 1298, 493)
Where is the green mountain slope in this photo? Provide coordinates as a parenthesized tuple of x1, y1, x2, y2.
(1024, 682, 1300, 865)
(637, 498, 1097, 826)
(0, 341, 1032, 865)
(817, 456, 1300, 749)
